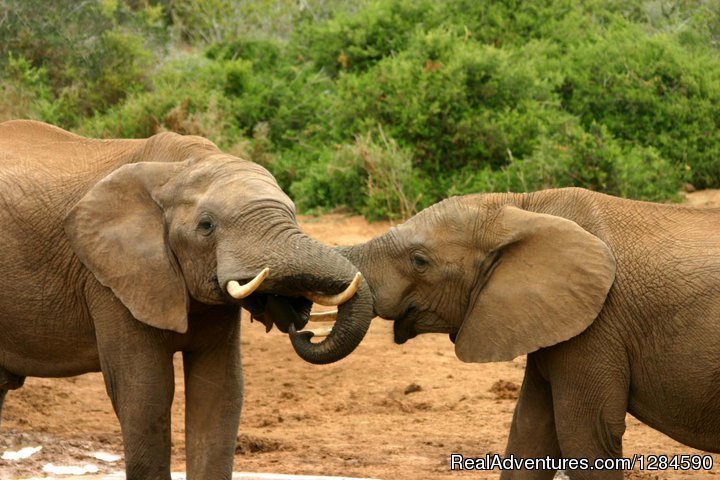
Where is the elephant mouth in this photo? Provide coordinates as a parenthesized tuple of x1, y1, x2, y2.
(212, 275, 311, 333)
(220, 270, 362, 337)
(242, 293, 312, 334)
(393, 307, 458, 344)
(393, 307, 418, 344)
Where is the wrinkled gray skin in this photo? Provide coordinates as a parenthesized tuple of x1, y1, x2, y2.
(0, 120, 373, 480)
(339, 188, 720, 480)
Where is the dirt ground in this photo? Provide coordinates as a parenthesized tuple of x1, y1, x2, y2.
(2, 192, 720, 479)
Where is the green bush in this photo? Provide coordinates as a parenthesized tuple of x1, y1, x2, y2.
(79, 54, 242, 141)
(0, 55, 53, 122)
(4, 0, 720, 220)
(169, 0, 364, 44)
(313, 35, 538, 204)
(499, 122, 685, 201)
(296, 0, 439, 77)
(559, 24, 720, 188)
(291, 127, 425, 220)
(0, 0, 163, 126)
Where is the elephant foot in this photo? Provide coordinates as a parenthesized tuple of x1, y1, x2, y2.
(0, 368, 25, 390)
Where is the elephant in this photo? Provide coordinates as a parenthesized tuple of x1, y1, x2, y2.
(336, 187, 720, 479)
(0, 120, 373, 480)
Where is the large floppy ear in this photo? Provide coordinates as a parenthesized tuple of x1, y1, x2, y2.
(64, 162, 189, 333)
(455, 205, 615, 363)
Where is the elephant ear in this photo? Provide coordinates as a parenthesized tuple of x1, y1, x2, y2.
(455, 205, 615, 363)
(64, 162, 189, 333)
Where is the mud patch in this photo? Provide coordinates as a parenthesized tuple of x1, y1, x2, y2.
(403, 383, 422, 395)
(625, 470, 661, 480)
(489, 379, 520, 400)
(0, 429, 122, 478)
(235, 434, 285, 455)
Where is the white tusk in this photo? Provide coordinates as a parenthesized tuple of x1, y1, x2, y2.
(301, 325, 334, 337)
(309, 310, 338, 322)
(305, 272, 362, 307)
(227, 267, 269, 299)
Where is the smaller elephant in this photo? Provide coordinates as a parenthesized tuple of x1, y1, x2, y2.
(0, 120, 374, 479)
(338, 188, 720, 480)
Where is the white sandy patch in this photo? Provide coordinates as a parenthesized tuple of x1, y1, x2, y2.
(1, 445, 42, 460)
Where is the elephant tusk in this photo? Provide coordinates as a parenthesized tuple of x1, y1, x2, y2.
(305, 272, 362, 307)
(309, 309, 338, 322)
(227, 267, 269, 299)
(300, 325, 334, 337)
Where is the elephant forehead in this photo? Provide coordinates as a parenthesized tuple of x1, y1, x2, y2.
(395, 218, 472, 250)
(183, 155, 275, 184)
(213, 175, 287, 199)
(406, 199, 479, 233)
(194, 181, 294, 215)
(174, 158, 292, 206)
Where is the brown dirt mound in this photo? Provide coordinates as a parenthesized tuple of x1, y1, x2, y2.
(489, 380, 520, 401)
(235, 434, 286, 455)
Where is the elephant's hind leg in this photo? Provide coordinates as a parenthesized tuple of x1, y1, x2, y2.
(500, 354, 561, 480)
(0, 389, 6, 426)
(0, 368, 25, 390)
(0, 368, 25, 427)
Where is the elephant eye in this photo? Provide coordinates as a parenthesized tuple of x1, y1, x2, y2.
(411, 252, 429, 271)
(197, 217, 215, 236)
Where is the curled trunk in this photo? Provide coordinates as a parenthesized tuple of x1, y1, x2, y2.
(289, 276, 373, 364)
(281, 237, 373, 364)
(220, 229, 374, 364)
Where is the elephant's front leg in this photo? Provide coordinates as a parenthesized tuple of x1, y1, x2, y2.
(183, 316, 242, 480)
(550, 351, 629, 480)
(501, 355, 561, 480)
(91, 294, 176, 480)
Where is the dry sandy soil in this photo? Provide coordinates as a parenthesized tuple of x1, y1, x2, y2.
(2, 192, 720, 479)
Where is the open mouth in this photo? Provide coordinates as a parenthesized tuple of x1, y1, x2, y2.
(219, 269, 360, 338)
(241, 293, 312, 334)
(393, 307, 418, 344)
(392, 307, 459, 344)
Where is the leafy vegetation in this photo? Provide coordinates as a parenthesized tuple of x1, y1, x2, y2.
(3, 0, 719, 218)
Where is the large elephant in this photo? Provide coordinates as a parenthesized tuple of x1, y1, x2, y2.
(337, 187, 720, 479)
(0, 120, 373, 479)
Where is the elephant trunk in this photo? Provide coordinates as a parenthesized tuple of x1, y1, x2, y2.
(289, 277, 373, 365)
(219, 227, 374, 364)
(285, 236, 374, 365)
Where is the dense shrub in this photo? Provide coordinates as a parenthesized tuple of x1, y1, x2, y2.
(79, 54, 242, 140)
(297, 0, 439, 77)
(498, 121, 685, 201)
(324, 32, 563, 189)
(291, 128, 425, 220)
(559, 24, 720, 188)
(0, 0, 164, 126)
(169, 0, 363, 44)
(0, 55, 53, 122)
(3, 0, 720, 219)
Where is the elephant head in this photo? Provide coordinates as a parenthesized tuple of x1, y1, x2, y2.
(64, 132, 372, 364)
(337, 192, 616, 362)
